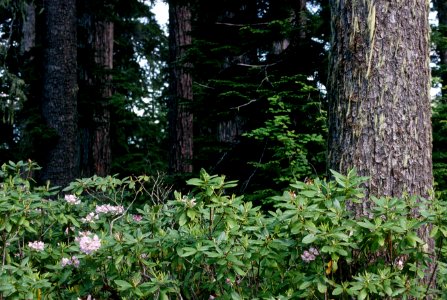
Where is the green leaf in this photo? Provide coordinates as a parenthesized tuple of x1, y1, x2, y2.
(406, 233, 423, 246)
(179, 212, 187, 226)
(357, 220, 375, 230)
(186, 178, 204, 186)
(233, 265, 246, 276)
(302, 233, 317, 244)
(317, 281, 327, 293)
(299, 281, 311, 290)
(179, 247, 197, 257)
(227, 254, 244, 266)
(430, 225, 439, 238)
(186, 209, 196, 220)
(114, 280, 133, 291)
(66, 215, 80, 227)
(160, 291, 169, 300)
(204, 251, 223, 258)
(358, 289, 367, 300)
(300, 190, 317, 198)
(332, 286, 343, 296)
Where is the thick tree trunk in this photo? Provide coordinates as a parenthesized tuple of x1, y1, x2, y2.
(434, 0, 447, 97)
(41, 0, 78, 188)
(77, 2, 113, 177)
(328, 0, 432, 201)
(91, 21, 113, 177)
(327, 0, 434, 286)
(168, 0, 193, 174)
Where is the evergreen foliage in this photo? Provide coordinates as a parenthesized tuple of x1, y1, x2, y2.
(190, 0, 330, 201)
(0, 161, 445, 299)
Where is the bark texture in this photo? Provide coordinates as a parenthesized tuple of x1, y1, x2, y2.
(327, 0, 434, 288)
(433, 0, 447, 95)
(78, 2, 113, 177)
(41, 0, 78, 188)
(91, 21, 113, 177)
(168, 0, 193, 174)
(328, 0, 433, 202)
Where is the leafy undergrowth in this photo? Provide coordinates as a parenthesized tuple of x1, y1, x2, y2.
(0, 160, 446, 299)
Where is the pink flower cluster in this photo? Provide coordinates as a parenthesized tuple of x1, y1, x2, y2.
(75, 231, 101, 255)
(80, 204, 124, 224)
(61, 256, 80, 268)
(64, 194, 81, 205)
(95, 204, 125, 215)
(132, 214, 143, 222)
(81, 212, 99, 223)
(28, 241, 45, 251)
(301, 247, 319, 262)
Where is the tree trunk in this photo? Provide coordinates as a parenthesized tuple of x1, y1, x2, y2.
(20, 2, 36, 55)
(434, 0, 447, 98)
(327, 0, 434, 285)
(40, 0, 78, 188)
(168, 0, 193, 174)
(77, 1, 113, 177)
(91, 21, 113, 177)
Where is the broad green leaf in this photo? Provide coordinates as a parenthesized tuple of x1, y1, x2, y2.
(179, 247, 197, 257)
(332, 286, 343, 296)
(186, 209, 196, 220)
(358, 289, 367, 300)
(302, 233, 317, 244)
(114, 280, 133, 291)
(300, 190, 317, 198)
(299, 281, 311, 290)
(204, 251, 223, 258)
(357, 220, 375, 230)
(233, 265, 246, 276)
(186, 178, 204, 186)
(179, 212, 187, 226)
(317, 281, 327, 293)
(231, 291, 242, 300)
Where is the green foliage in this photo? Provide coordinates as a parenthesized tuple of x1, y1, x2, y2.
(0, 161, 446, 299)
(189, 0, 331, 201)
(0, 0, 28, 124)
(433, 101, 447, 200)
(243, 76, 327, 202)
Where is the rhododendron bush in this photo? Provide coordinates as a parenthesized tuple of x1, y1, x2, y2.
(1, 160, 447, 299)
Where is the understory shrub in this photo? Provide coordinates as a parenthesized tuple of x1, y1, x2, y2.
(0, 160, 446, 299)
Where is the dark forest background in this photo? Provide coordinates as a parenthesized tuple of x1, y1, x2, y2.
(0, 0, 446, 203)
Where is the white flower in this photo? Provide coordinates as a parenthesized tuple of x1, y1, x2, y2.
(77, 233, 101, 255)
(180, 196, 196, 208)
(64, 194, 81, 205)
(396, 259, 404, 270)
(95, 204, 125, 215)
(81, 212, 99, 223)
(28, 241, 45, 251)
(61, 257, 71, 267)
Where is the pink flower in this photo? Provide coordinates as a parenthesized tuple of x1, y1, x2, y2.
(81, 212, 99, 223)
(95, 204, 125, 215)
(61, 257, 71, 267)
(76, 233, 101, 255)
(301, 247, 319, 262)
(61, 256, 80, 267)
(132, 214, 143, 222)
(28, 241, 45, 251)
(64, 194, 81, 205)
